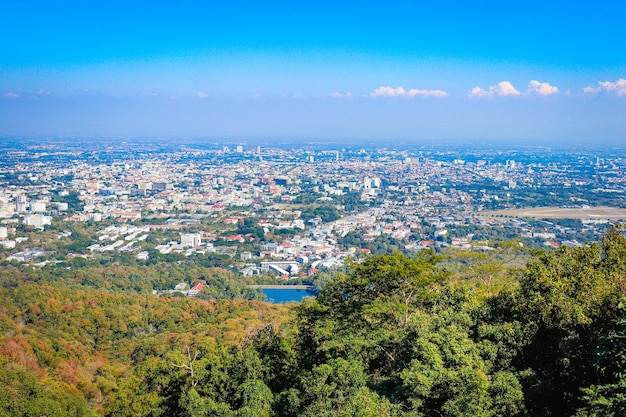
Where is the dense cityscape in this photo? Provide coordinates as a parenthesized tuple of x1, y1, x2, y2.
(1, 138, 625, 280)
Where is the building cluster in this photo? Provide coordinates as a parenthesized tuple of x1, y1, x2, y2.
(1, 142, 625, 271)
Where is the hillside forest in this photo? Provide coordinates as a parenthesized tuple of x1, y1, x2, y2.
(1, 228, 626, 416)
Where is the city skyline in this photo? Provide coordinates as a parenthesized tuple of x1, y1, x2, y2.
(1, 1, 626, 142)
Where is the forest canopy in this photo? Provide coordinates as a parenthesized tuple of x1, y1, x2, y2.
(1, 228, 626, 416)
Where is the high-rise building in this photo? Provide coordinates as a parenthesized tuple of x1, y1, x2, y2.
(30, 200, 47, 213)
(24, 214, 51, 228)
(152, 182, 173, 191)
(181, 233, 202, 248)
(15, 195, 27, 213)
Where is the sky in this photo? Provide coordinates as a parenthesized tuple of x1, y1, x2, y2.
(1, 0, 626, 144)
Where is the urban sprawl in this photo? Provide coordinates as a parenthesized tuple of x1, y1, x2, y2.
(1, 139, 625, 289)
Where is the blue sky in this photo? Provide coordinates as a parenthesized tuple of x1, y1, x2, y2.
(1, 0, 625, 143)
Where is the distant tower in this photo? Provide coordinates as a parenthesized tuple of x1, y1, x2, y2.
(336, 151, 339, 161)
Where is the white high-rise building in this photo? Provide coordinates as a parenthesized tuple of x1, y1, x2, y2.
(24, 214, 51, 228)
(30, 200, 47, 213)
(89, 213, 102, 222)
(181, 233, 202, 248)
(138, 182, 153, 191)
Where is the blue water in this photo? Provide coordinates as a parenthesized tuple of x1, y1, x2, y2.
(262, 288, 317, 303)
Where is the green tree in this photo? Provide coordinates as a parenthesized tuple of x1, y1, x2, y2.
(575, 307, 626, 417)
(235, 379, 273, 417)
(491, 227, 626, 416)
(297, 358, 398, 417)
(294, 251, 524, 416)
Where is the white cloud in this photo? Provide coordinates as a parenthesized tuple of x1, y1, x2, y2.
(584, 78, 626, 96)
(495, 81, 520, 96)
(468, 81, 520, 98)
(371, 86, 406, 97)
(370, 86, 447, 98)
(196, 91, 208, 98)
(599, 79, 626, 95)
(528, 80, 558, 95)
(3, 92, 20, 99)
(406, 88, 448, 98)
(468, 86, 494, 98)
(330, 92, 353, 99)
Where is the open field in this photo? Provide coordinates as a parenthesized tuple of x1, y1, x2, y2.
(479, 206, 626, 220)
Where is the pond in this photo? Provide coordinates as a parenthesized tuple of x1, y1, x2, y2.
(262, 287, 317, 303)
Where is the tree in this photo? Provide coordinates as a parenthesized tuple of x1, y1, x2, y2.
(235, 379, 273, 417)
(294, 251, 524, 416)
(296, 252, 448, 390)
(296, 358, 398, 417)
(575, 307, 626, 417)
(399, 308, 524, 417)
(490, 227, 626, 417)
